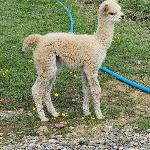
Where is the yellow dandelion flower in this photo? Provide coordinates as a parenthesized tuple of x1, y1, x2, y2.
(12, 45, 16, 48)
(54, 93, 59, 97)
(91, 116, 96, 120)
(28, 59, 33, 63)
(32, 107, 36, 111)
(0, 68, 9, 77)
(61, 113, 66, 117)
(74, 74, 77, 78)
(50, 117, 56, 120)
(81, 117, 85, 120)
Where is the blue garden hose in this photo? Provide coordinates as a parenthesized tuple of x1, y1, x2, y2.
(55, 0, 150, 93)
(100, 67, 150, 93)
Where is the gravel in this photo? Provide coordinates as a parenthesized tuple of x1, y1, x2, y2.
(0, 110, 32, 119)
(0, 111, 21, 118)
(1, 125, 150, 150)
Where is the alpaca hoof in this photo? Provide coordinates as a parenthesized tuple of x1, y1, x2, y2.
(96, 113, 105, 120)
(41, 117, 49, 122)
(52, 112, 59, 118)
(84, 111, 91, 116)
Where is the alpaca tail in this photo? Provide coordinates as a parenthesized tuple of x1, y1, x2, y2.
(22, 34, 42, 52)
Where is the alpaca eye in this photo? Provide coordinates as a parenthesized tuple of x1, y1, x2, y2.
(109, 12, 116, 15)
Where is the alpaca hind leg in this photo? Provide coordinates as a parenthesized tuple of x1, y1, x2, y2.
(32, 77, 49, 122)
(32, 54, 58, 121)
(44, 56, 61, 117)
(81, 71, 91, 116)
(44, 77, 59, 117)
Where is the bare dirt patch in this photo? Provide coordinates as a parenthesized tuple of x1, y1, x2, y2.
(102, 79, 150, 126)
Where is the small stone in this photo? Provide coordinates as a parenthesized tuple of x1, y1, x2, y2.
(27, 112, 32, 116)
(18, 108, 24, 113)
(89, 141, 97, 146)
(62, 148, 67, 150)
(69, 126, 74, 130)
(93, 140, 101, 144)
(133, 126, 139, 130)
(0, 133, 3, 136)
(133, 142, 138, 146)
(48, 139, 58, 144)
(113, 145, 118, 149)
(55, 123, 65, 128)
(80, 145, 87, 150)
(140, 138, 147, 144)
(37, 126, 49, 133)
(55, 135, 63, 139)
(137, 60, 141, 65)
(55, 145, 63, 149)
(29, 143, 35, 148)
(147, 129, 150, 133)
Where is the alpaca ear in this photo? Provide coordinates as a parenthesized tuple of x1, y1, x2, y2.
(103, 4, 109, 13)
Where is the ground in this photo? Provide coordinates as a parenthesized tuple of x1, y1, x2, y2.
(0, 0, 150, 147)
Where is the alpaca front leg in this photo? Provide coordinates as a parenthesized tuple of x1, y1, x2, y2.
(82, 87, 91, 116)
(93, 93, 104, 120)
(87, 74, 104, 119)
(81, 71, 91, 116)
(91, 85, 104, 119)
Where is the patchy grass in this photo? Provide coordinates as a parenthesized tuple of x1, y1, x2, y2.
(136, 116, 150, 131)
(0, 0, 150, 146)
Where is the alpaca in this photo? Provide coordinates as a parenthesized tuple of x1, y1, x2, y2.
(22, 0, 124, 121)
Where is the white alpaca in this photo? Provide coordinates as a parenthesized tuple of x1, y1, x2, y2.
(22, 0, 124, 121)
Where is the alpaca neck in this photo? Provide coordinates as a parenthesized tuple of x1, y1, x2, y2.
(96, 16, 115, 49)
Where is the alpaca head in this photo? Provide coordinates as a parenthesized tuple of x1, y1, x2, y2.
(99, 0, 124, 23)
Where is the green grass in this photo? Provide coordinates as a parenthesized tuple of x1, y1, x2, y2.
(120, 0, 150, 13)
(0, 0, 150, 145)
(136, 116, 150, 131)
